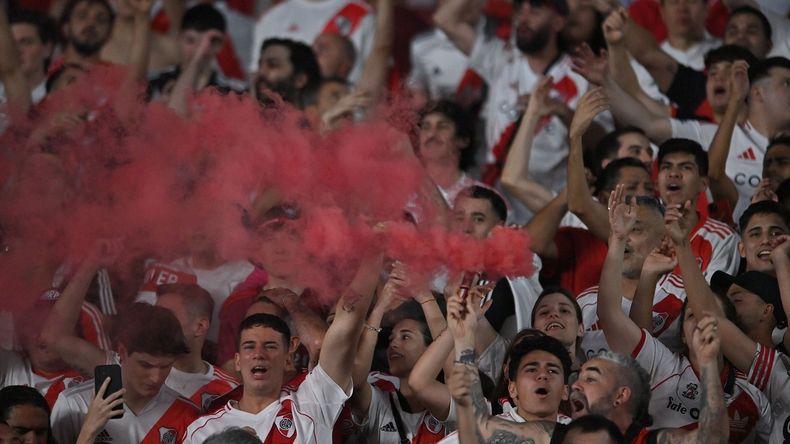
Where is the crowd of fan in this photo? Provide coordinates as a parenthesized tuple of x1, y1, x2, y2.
(1, 0, 790, 442)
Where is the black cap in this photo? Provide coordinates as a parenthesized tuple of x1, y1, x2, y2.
(712, 270, 786, 328)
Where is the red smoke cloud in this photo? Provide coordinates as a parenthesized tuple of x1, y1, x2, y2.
(0, 67, 532, 311)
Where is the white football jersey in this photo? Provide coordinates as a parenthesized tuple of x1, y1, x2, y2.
(660, 34, 721, 72)
(633, 330, 771, 443)
(165, 363, 239, 413)
(135, 257, 255, 342)
(670, 119, 769, 223)
(184, 364, 349, 443)
(51, 380, 199, 444)
(249, 0, 375, 80)
(748, 343, 790, 444)
(0, 350, 87, 408)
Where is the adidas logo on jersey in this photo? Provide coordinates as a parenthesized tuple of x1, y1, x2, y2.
(381, 422, 397, 432)
(95, 429, 112, 442)
(737, 147, 757, 161)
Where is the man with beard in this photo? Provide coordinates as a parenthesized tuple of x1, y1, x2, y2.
(435, 0, 606, 206)
(58, 0, 114, 67)
(446, 273, 729, 443)
(253, 38, 322, 109)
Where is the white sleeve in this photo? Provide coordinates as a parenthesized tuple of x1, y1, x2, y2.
(632, 329, 679, 386)
(703, 233, 740, 281)
(50, 394, 84, 444)
(249, 14, 271, 72)
(0, 350, 24, 388)
(296, 364, 351, 427)
(753, 390, 773, 444)
(764, 9, 790, 59)
(669, 118, 715, 148)
(407, 42, 429, 94)
(467, 33, 507, 84)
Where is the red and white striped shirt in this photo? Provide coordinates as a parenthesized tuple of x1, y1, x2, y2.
(0, 350, 86, 408)
(747, 343, 790, 444)
(165, 363, 239, 413)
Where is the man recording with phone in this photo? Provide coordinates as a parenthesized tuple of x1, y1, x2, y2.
(42, 242, 200, 443)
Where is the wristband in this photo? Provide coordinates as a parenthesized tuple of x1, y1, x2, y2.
(364, 323, 382, 333)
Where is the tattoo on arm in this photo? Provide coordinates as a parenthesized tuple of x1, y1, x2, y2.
(656, 366, 727, 444)
(457, 348, 476, 364)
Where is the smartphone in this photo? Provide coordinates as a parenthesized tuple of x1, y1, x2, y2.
(94, 364, 124, 418)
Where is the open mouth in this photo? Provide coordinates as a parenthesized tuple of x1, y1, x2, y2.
(389, 352, 403, 361)
(250, 366, 269, 378)
(713, 86, 727, 96)
(545, 322, 564, 331)
(534, 387, 549, 398)
(757, 249, 772, 259)
(666, 183, 682, 192)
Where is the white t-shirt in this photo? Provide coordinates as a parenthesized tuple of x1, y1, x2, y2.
(51, 379, 199, 444)
(748, 343, 790, 444)
(165, 363, 239, 413)
(135, 257, 255, 342)
(408, 23, 487, 102)
(0, 350, 87, 407)
(633, 329, 772, 443)
(467, 33, 611, 194)
(671, 118, 769, 223)
(660, 33, 721, 72)
(184, 364, 349, 443)
(249, 0, 375, 81)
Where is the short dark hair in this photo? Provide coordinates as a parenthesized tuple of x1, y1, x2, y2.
(116, 303, 190, 356)
(60, 0, 114, 28)
(594, 157, 651, 195)
(0, 386, 55, 444)
(592, 127, 647, 175)
(181, 4, 226, 33)
(507, 334, 573, 383)
(738, 200, 790, 234)
(557, 414, 625, 444)
(657, 138, 708, 176)
(10, 10, 57, 45)
(729, 6, 772, 42)
(157, 283, 215, 322)
(704, 44, 759, 74)
(751, 57, 790, 85)
(459, 185, 508, 222)
(530, 286, 582, 326)
(237, 313, 291, 348)
(635, 195, 666, 217)
(260, 38, 322, 100)
(767, 135, 790, 154)
(204, 428, 263, 444)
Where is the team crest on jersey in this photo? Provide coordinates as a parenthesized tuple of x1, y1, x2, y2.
(651, 312, 668, 331)
(681, 382, 699, 400)
(275, 415, 295, 438)
(200, 392, 219, 411)
(334, 16, 351, 35)
(423, 415, 443, 434)
(158, 427, 177, 444)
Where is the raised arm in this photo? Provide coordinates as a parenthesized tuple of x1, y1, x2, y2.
(433, 0, 477, 55)
(127, 0, 153, 84)
(618, 9, 678, 93)
(407, 328, 455, 420)
(319, 250, 383, 389)
(603, 68, 672, 144)
(567, 87, 612, 240)
(524, 190, 568, 261)
(0, 5, 32, 113)
(602, 8, 672, 116)
(269, 288, 328, 370)
(447, 293, 555, 444)
(353, 0, 393, 103)
(665, 202, 724, 318)
(40, 241, 120, 376)
(770, 235, 790, 351)
(167, 30, 224, 117)
(598, 185, 644, 353)
(499, 77, 556, 213)
(707, 61, 747, 210)
(655, 313, 729, 444)
(630, 241, 676, 330)
(348, 261, 401, 415)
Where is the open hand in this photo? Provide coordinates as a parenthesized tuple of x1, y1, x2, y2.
(608, 184, 637, 241)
